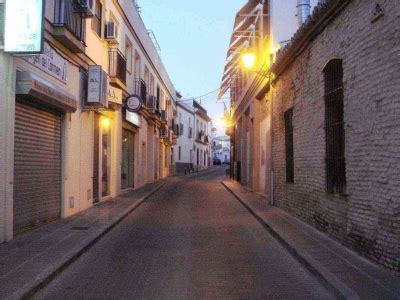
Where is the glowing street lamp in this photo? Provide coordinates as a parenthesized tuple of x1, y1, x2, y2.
(241, 51, 256, 70)
(101, 118, 111, 128)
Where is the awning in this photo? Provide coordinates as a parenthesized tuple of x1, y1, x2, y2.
(16, 71, 77, 112)
(218, 0, 264, 100)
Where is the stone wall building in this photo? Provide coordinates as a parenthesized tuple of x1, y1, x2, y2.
(221, 0, 399, 273)
(269, 0, 399, 272)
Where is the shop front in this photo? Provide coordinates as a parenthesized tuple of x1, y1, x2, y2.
(14, 71, 77, 234)
(121, 110, 140, 190)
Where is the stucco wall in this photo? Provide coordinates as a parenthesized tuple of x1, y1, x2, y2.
(271, 0, 400, 272)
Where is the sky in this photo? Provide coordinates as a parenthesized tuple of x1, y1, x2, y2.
(138, 0, 244, 135)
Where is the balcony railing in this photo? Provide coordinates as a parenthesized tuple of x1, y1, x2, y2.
(53, 0, 86, 44)
(161, 110, 168, 123)
(109, 49, 127, 87)
(134, 79, 147, 102)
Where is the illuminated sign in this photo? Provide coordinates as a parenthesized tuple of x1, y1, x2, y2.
(126, 111, 141, 127)
(4, 0, 45, 53)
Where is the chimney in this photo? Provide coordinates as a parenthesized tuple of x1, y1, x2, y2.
(297, 0, 311, 27)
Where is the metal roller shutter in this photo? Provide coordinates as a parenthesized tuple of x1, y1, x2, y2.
(14, 99, 62, 234)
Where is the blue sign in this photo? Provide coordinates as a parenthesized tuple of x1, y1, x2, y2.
(125, 94, 143, 113)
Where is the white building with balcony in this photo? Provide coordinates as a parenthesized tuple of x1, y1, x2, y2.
(0, 0, 177, 242)
(173, 100, 211, 173)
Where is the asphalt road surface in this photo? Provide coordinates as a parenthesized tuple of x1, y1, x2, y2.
(35, 168, 334, 299)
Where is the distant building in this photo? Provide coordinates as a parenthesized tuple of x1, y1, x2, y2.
(212, 136, 231, 164)
(174, 100, 212, 173)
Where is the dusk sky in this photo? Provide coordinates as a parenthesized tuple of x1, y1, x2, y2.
(139, 0, 244, 133)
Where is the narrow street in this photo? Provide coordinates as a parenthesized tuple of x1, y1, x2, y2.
(35, 168, 333, 299)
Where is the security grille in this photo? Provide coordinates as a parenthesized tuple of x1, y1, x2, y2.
(324, 59, 346, 194)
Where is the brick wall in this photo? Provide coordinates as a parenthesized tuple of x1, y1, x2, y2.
(271, 0, 400, 272)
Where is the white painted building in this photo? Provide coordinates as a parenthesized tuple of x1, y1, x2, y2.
(0, 0, 177, 242)
(174, 100, 211, 173)
(212, 136, 231, 164)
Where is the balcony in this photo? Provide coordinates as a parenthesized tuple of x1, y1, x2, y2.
(196, 131, 209, 145)
(161, 127, 173, 145)
(161, 110, 168, 123)
(109, 49, 127, 89)
(134, 79, 147, 102)
(52, 0, 86, 53)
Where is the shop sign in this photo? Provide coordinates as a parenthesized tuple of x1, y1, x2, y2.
(4, 0, 44, 53)
(125, 94, 143, 113)
(126, 111, 141, 127)
(24, 42, 68, 83)
(108, 86, 122, 105)
(88, 65, 109, 108)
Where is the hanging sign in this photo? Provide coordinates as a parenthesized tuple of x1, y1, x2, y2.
(125, 94, 143, 113)
(4, 0, 45, 53)
(88, 65, 109, 108)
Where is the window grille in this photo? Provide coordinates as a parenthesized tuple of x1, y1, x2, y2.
(284, 108, 294, 183)
(324, 59, 346, 194)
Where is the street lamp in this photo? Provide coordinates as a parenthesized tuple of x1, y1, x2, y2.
(241, 51, 256, 70)
(240, 50, 273, 79)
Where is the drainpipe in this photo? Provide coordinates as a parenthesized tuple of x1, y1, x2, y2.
(297, 0, 311, 27)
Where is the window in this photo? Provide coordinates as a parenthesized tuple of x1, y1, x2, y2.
(284, 108, 294, 183)
(156, 86, 160, 110)
(134, 51, 141, 79)
(178, 146, 181, 161)
(144, 65, 150, 89)
(125, 38, 133, 74)
(324, 59, 346, 194)
(149, 74, 154, 97)
(160, 89, 164, 109)
(92, 0, 103, 37)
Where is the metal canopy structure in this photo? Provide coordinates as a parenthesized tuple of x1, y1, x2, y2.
(218, 0, 265, 100)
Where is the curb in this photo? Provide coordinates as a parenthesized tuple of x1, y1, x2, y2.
(17, 182, 167, 300)
(221, 181, 357, 300)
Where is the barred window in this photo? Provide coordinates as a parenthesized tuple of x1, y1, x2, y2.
(284, 108, 294, 183)
(324, 59, 346, 194)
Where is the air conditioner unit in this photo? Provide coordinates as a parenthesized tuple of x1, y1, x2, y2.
(146, 96, 157, 110)
(73, 0, 95, 17)
(105, 22, 118, 41)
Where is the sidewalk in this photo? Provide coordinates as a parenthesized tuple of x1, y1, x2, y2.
(222, 179, 400, 300)
(0, 178, 170, 300)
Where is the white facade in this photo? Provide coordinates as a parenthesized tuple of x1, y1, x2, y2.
(0, 0, 177, 242)
(212, 136, 231, 163)
(173, 100, 211, 173)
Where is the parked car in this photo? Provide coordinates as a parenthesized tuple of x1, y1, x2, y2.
(213, 158, 222, 165)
